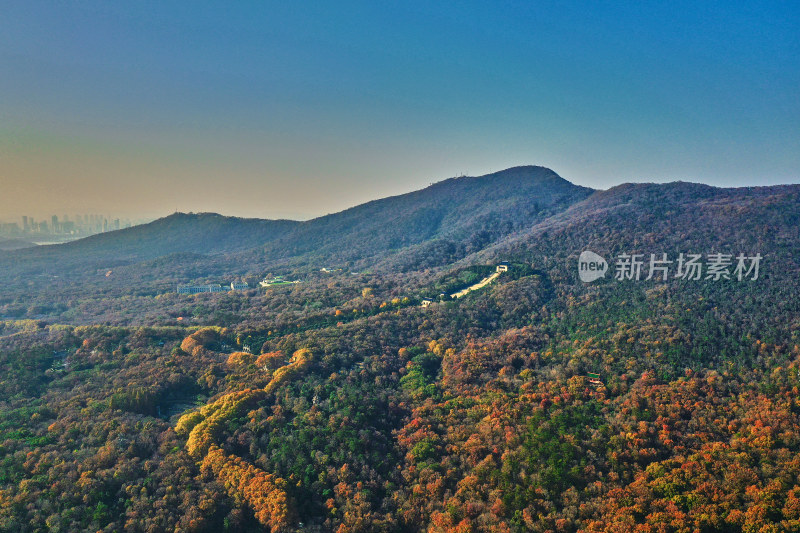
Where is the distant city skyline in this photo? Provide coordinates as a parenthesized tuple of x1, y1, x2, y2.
(1, 2, 798, 221)
(0, 212, 148, 243)
(0, 213, 145, 226)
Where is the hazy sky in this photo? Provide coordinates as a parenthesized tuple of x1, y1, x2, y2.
(1, 1, 798, 221)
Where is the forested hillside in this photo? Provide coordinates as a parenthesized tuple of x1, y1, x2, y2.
(0, 168, 799, 532)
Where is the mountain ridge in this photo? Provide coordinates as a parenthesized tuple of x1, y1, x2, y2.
(0, 166, 593, 276)
(1, 166, 797, 300)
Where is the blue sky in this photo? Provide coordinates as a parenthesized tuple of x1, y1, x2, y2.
(1, 1, 798, 220)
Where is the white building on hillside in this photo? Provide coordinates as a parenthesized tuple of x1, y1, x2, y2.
(177, 284, 228, 294)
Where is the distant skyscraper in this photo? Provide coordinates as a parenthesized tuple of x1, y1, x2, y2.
(22, 216, 28, 232)
(51, 215, 59, 233)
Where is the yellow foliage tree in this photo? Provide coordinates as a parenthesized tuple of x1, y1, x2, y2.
(227, 351, 256, 366)
(202, 445, 294, 531)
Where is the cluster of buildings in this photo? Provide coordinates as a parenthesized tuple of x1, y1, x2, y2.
(176, 275, 302, 294)
(176, 281, 249, 294)
(0, 214, 138, 241)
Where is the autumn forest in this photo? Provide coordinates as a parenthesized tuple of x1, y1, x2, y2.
(0, 167, 799, 532)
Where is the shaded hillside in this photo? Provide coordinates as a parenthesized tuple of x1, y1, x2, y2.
(246, 165, 594, 269)
(0, 166, 592, 284)
(0, 238, 36, 251)
(16, 212, 299, 260)
(467, 180, 800, 277)
(283, 166, 592, 258)
(0, 213, 299, 280)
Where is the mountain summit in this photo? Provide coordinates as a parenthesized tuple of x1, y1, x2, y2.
(252, 166, 594, 267)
